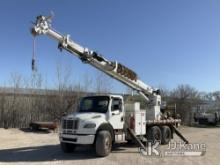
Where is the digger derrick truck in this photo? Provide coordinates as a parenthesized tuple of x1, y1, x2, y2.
(31, 15, 188, 157)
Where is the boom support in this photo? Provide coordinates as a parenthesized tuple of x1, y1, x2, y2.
(31, 15, 161, 105)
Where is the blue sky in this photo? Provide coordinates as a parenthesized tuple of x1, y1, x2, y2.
(0, 0, 220, 92)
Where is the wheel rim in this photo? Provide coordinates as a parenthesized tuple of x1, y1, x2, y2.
(104, 136, 111, 152)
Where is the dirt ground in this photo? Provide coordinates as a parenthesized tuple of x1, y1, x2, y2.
(0, 126, 220, 165)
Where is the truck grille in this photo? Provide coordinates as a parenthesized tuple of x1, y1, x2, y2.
(62, 119, 79, 130)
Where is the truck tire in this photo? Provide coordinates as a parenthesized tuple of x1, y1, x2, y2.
(161, 126, 171, 145)
(60, 142, 76, 153)
(146, 126, 162, 143)
(95, 130, 112, 157)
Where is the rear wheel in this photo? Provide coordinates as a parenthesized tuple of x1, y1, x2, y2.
(146, 126, 162, 143)
(161, 126, 171, 145)
(95, 130, 112, 157)
(60, 142, 76, 153)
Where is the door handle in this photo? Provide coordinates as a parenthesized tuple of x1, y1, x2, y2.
(121, 117, 124, 122)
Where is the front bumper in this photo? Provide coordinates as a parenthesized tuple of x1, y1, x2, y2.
(60, 133, 95, 144)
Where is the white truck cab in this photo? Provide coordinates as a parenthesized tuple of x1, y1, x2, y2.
(60, 95, 126, 156)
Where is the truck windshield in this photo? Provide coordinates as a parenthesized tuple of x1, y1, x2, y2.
(79, 96, 109, 113)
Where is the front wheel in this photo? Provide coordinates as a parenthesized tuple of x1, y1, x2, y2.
(95, 130, 112, 157)
(60, 142, 76, 153)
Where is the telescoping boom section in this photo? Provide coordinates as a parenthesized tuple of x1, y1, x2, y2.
(31, 15, 161, 103)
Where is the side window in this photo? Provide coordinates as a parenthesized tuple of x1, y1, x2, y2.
(111, 98, 122, 112)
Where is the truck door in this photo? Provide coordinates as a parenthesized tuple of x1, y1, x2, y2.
(108, 97, 124, 129)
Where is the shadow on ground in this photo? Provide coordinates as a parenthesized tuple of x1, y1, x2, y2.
(0, 143, 139, 162)
(19, 128, 52, 134)
(0, 145, 97, 162)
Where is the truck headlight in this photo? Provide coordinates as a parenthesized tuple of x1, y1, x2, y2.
(83, 123, 96, 128)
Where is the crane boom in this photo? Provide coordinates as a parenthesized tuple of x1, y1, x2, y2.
(30, 15, 161, 103)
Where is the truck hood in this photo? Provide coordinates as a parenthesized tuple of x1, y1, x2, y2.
(66, 112, 106, 121)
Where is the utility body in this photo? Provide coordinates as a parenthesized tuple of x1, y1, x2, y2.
(31, 14, 186, 157)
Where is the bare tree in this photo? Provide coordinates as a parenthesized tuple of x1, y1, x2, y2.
(7, 73, 23, 128)
(81, 73, 93, 92)
(0, 87, 6, 128)
(55, 62, 73, 91)
(29, 72, 44, 124)
(94, 71, 113, 94)
(45, 63, 78, 120)
(170, 84, 200, 125)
